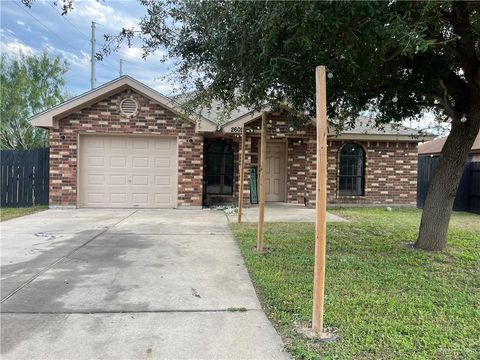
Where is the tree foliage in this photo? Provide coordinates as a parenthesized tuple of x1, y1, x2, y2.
(22, 1, 480, 250)
(0, 51, 68, 149)
(99, 0, 480, 251)
(102, 1, 479, 131)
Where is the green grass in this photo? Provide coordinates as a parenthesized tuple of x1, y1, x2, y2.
(0, 205, 48, 222)
(230, 208, 480, 359)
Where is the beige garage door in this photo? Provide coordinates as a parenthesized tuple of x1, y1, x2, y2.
(79, 135, 177, 208)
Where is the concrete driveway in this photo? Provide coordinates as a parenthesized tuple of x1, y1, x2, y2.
(1, 209, 289, 360)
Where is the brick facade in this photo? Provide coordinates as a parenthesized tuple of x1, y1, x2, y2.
(234, 112, 418, 207)
(48, 91, 418, 208)
(49, 89, 203, 207)
(326, 140, 418, 205)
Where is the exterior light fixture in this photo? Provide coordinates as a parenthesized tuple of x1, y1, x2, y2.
(460, 114, 467, 123)
(392, 92, 398, 103)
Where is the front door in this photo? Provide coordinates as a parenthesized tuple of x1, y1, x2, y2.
(265, 142, 286, 202)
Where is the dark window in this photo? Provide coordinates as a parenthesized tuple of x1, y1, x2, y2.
(205, 140, 234, 195)
(338, 143, 365, 196)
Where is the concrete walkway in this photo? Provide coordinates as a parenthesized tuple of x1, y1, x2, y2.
(1, 209, 289, 360)
(227, 202, 348, 223)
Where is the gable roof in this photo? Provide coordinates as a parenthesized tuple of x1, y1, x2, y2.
(30, 76, 434, 141)
(176, 93, 431, 140)
(30, 76, 217, 132)
(418, 132, 480, 155)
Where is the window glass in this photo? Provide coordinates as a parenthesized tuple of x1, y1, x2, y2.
(339, 143, 364, 196)
(206, 141, 234, 195)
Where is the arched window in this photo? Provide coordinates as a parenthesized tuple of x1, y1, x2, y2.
(339, 143, 365, 196)
(205, 140, 234, 195)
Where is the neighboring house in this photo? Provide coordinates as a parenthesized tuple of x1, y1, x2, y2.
(418, 133, 480, 161)
(417, 133, 480, 214)
(31, 76, 432, 209)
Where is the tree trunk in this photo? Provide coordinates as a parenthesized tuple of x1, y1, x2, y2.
(415, 112, 480, 251)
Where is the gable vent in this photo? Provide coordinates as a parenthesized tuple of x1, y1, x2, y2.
(120, 97, 138, 117)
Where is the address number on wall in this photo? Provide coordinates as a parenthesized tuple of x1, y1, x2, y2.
(230, 127, 242, 133)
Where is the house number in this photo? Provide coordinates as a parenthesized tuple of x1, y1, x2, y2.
(230, 127, 242, 133)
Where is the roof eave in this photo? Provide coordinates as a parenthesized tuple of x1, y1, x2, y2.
(30, 76, 216, 131)
(330, 133, 435, 142)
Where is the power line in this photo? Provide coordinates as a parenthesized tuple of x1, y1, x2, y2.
(13, 1, 80, 54)
(48, 3, 90, 43)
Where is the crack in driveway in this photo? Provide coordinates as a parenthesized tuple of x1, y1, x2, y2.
(1, 210, 138, 304)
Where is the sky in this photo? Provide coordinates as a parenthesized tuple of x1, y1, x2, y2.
(1, 0, 447, 135)
(1, 0, 176, 96)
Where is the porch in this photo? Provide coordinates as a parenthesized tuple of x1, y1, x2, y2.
(226, 202, 347, 223)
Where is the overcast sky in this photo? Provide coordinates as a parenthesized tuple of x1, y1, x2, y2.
(1, 0, 175, 96)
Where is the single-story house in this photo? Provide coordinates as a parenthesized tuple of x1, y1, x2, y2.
(418, 133, 480, 161)
(31, 76, 432, 209)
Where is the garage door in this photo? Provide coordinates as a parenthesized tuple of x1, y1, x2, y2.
(79, 135, 177, 208)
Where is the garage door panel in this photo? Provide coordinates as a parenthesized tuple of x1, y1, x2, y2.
(132, 157, 149, 168)
(155, 193, 173, 206)
(111, 138, 128, 149)
(110, 193, 127, 204)
(86, 193, 106, 204)
(110, 175, 127, 185)
(85, 137, 105, 149)
(110, 157, 127, 168)
(87, 174, 105, 185)
(80, 136, 177, 208)
(86, 156, 105, 167)
(155, 175, 171, 186)
(132, 138, 149, 151)
(155, 158, 172, 168)
(132, 175, 149, 186)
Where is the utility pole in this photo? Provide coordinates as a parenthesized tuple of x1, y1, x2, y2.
(90, 21, 96, 89)
(119, 59, 124, 77)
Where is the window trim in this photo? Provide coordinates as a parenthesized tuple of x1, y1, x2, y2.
(338, 142, 365, 197)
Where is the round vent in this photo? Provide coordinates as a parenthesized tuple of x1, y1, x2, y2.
(119, 97, 138, 117)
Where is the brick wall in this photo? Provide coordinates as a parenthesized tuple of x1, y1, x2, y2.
(326, 140, 418, 205)
(49, 89, 203, 207)
(238, 111, 418, 207)
(50, 93, 418, 208)
(242, 111, 316, 206)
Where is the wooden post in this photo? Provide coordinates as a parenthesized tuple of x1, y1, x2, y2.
(257, 112, 267, 252)
(312, 66, 328, 333)
(237, 126, 247, 223)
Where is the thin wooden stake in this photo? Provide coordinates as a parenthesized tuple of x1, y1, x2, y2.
(312, 66, 328, 333)
(257, 112, 267, 252)
(237, 126, 247, 223)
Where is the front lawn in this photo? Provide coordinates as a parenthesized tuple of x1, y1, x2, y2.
(0, 205, 48, 222)
(230, 208, 480, 359)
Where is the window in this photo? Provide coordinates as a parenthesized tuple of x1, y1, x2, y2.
(205, 140, 234, 195)
(338, 143, 365, 196)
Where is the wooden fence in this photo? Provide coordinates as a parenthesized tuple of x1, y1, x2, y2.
(1, 148, 49, 207)
(417, 157, 480, 214)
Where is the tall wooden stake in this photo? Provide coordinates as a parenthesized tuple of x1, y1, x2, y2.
(312, 66, 328, 332)
(257, 112, 267, 252)
(238, 126, 247, 223)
